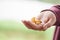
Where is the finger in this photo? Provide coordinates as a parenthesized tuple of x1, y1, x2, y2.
(22, 20, 33, 29)
(43, 18, 56, 30)
(27, 21, 42, 30)
(41, 16, 49, 24)
(43, 18, 52, 29)
(36, 12, 43, 20)
(38, 22, 45, 31)
(27, 21, 38, 30)
(42, 26, 47, 31)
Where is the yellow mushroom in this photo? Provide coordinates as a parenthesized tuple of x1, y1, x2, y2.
(31, 17, 42, 24)
(31, 17, 36, 24)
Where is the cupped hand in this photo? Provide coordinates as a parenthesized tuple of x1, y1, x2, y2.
(22, 11, 56, 31)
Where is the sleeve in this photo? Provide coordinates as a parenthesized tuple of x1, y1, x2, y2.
(40, 5, 60, 26)
(53, 26, 60, 40)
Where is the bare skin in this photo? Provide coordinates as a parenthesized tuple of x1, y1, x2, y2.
(22, 11, 56, 31)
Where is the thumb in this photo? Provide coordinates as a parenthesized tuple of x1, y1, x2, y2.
(42, 18, 53, 31)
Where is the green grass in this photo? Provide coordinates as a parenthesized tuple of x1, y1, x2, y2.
(38, 0, 60, 4)
(0, 20, 55, 40)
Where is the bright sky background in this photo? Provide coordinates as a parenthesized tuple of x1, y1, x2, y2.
(0, 1, 53, 21)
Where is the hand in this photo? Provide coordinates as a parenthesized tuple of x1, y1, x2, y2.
(22, 11, 56, 31)
(22, 20, 43, 30)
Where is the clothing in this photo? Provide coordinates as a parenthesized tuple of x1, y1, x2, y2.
(41, 5, 60, 40)
(41, 5, 60, 26)
(53, 26, 60, 40)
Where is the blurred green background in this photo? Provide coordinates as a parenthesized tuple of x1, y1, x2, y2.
(38, 0, 60, 4)
(0, 20, 55, 40)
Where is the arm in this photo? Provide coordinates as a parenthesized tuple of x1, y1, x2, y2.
(22, 5, 60, 31)
(41, 5, 60, 26)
